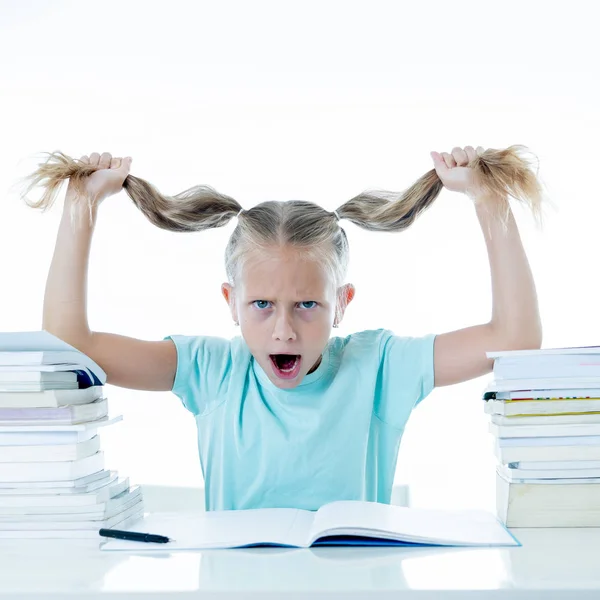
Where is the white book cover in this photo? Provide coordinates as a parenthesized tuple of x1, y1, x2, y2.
(496, 467, 600, 485)
(0, 427, 97, 447)
(0, 478, 129, 508)
(0, 508, 144, 539)
(495, 444, 600, 463)
(0, 435, 100, 462)
(490, 413, 600, 426)
(499, 464, 600, 480)
(494, 365, 600, 380)
(484, 388, 600, 400)
(0, 451, 104, 483)
(496, 435, 600, 448)
(0, 485, 140, 516)
(484, 377, 600, 393)
(494, 354, 600, 366)
(509, 460, 600, 470)
(0, 398, 108, 425)
(487, 346, 600, 359)
(101, 501, 519, 550)
(490, 421, 600, 439)
(0, 386, 103, 408)
(0, 470, 117, 495)
(0, 498, 143, 531)
(0, 371, 77, 382)
(0, 415, 121, 434)
(0, 331, 106, 385)
(0, 349, 91, 367)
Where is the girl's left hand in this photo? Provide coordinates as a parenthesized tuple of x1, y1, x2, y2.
(430, 146, 485, 196)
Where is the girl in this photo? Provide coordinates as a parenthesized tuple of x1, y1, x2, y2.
(21, 146, 544, 511)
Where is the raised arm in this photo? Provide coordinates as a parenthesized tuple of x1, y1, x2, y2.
(41, 152, 177, 391)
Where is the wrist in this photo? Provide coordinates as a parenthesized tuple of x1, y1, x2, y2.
(64, 194, 98, 228)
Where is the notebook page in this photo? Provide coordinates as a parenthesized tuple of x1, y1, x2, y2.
(102, 508, 313, 551)
(309, 502, 518, 546)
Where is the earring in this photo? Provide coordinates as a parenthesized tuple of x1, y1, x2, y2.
(234, 321, 239, 326)
(333, 322, 339, 328)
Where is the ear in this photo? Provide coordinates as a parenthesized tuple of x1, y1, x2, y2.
(221, 283, 238, 323)
(335, 283, 356, 324)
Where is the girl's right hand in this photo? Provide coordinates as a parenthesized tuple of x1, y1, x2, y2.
(66, 151, 132, 206)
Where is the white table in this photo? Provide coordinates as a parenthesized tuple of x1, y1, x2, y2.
(1, 520, 599, 599)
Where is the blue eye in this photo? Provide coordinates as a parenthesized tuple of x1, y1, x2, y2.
(300, 301, 317, 309)
(252, 300, 271, 310)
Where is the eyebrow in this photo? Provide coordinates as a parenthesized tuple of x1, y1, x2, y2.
(245, 293, 325, 300)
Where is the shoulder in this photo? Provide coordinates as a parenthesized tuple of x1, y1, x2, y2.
(163, 334, 251, 413)
(332, 328, 435, 363)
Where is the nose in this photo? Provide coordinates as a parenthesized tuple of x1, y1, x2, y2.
(272, 310, 297, 342)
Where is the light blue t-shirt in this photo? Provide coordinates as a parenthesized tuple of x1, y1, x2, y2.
(164, 328, 436, 511)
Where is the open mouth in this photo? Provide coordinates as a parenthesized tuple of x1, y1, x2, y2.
(269, 354, 302, 380)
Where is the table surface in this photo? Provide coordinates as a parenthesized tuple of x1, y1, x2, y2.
(2, 516, 600, 599)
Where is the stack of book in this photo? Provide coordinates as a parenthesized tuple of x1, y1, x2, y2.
(483, 344, 600, 527)
(0, 330, 143, 538)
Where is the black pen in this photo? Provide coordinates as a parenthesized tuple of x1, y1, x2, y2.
(99, 528, 172, 543)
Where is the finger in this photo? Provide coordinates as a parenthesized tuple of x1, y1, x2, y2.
(110, 157, 122, 169)
(99, 152, 112, 169)
(430, 151, 449, 175)
(476, 146, 485, 156)
(441, 152, 456, 169)
(464, 146, 477, 163)
(79, 155, 89, 164)
(89, 152, 100, 166)
(452, 147, 468, 166)
(118, 156, 133, 175)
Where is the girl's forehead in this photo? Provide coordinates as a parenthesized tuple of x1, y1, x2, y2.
(238, 250, 334, 298)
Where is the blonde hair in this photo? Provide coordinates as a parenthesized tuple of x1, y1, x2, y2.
(20, 146, 545, 288)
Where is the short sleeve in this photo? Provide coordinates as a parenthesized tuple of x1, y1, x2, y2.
(163, 334, 233, 416)
(374, 331, 437, 429)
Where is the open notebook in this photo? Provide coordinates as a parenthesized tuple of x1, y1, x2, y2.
(101, 500, 519, 550)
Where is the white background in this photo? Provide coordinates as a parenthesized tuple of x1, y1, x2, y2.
(0, 0, 598, 512)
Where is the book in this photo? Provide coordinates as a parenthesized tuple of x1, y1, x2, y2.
(487, 345, 600, 359)
(0, 497, 143, 532)
(484, 377, 600, 393)
(0, 398, 108, 424)
(496, 435, 600, 448)
(0, 451, 104, 483)
(498, 463, 600, 481)
(496, 471, 600, 527)
(0, 435, 100, 463)
(490, 413, 600, 426)
(0, 427, 97, 447)
(0, 386, 103, 408)
(0, 364, 99, 387)
(0, 331, 106, 386)
(0, 415, 121, 435)
(0, 370, 79, 392)
(101, 500, 519, 550)
(0, 506, 144, 539)
(0, 485, 140, 517)
(0, 470, 117, 494)
(509, 460, 600, 470)
(0, 349, 92, 367)
(484, 398, 600, 416)
(494, 443, 600, 463)
(494, 365, 600, 380)
(483, 388, 600, 401)
(490, 421, 600, 439)
(0, 477, 129, 508)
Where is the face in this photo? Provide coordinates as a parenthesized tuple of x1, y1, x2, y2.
(222, 246, 354, 390)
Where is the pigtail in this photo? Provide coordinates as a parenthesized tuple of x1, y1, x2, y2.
(334, 145, 546, 233)
(18, 151, 242, 232)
